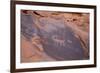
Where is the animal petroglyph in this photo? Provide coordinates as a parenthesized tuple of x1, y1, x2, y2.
(21, 11, 89, 61)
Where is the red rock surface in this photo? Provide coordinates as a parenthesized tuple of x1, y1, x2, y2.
(21, 10, 89, 62)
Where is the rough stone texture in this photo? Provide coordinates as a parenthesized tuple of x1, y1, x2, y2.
(21, 10, 89, 63)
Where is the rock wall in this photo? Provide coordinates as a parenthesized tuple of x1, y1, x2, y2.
(21, 10, 89, 62)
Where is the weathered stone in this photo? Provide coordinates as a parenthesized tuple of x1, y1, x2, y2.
(21, 11, 89, 62)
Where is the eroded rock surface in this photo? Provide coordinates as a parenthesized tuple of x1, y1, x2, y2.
(21, 10, 89, 62)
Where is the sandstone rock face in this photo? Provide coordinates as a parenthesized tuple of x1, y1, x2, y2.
(37, 17, 84, 60)
(21, 10, 89, 62)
